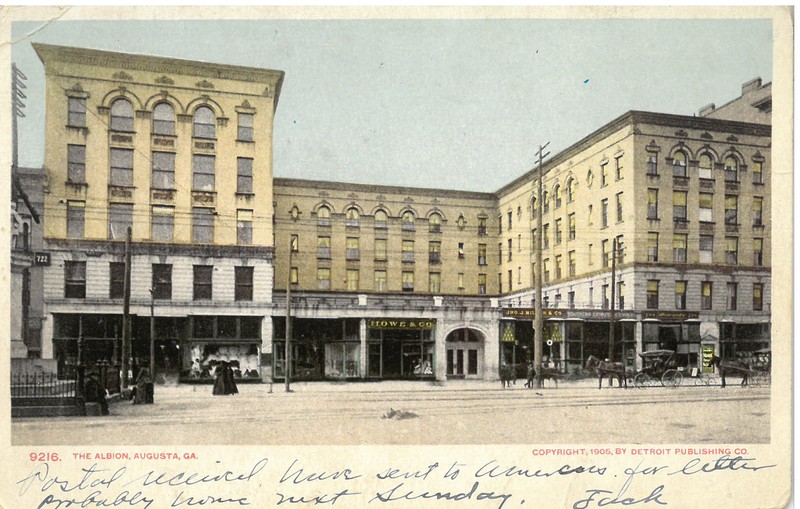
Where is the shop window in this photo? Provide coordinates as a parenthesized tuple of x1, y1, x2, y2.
(64, 261, 86, 299)
(152, 264, 172, 300)
(192, 154, 215, 191)
(108, 203, 133, 240)
(753, 283, 763, 311)
(675, 281, 687, 310)
(193, 316, 214, 338)
(67, 145, 85, 184)
(110, 98, 134, 132)
(192, 207, 214, 243)
(68, 97, 86, 128)
(701, 282, 713, 310)
(53, 314, 79, 338)
(325, 343, 360, 379)
(110, 148, 134, 187)
(152, 151, 175, 189)
(152, 102, 175, 136)
(238, 113, 254, 141)
(193, 106, 216, 139)
(237, 158, 253, 194)
(235, 266, 254, 301)
(646, 280, 659, 309)
(109, 262, 125, 299)
(241, 317, 261, 339)
(193, 265, 213, 301)
(217, 316, 237, 339)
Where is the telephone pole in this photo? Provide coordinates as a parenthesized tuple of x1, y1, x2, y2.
(122, 226, 132, 388)
(284, 241, 293, 392)
(608, 237, 617, 362)
(533, 142, 550, 388)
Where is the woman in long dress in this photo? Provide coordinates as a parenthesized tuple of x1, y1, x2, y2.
(224, 362, 239, 395)
(212, 362, 228, 395)
(132, 368, 151, 404)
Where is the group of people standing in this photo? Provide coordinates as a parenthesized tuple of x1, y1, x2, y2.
(212, 361, 239, 396)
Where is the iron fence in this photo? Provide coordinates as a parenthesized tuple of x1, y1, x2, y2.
(11, 372, 76, 398)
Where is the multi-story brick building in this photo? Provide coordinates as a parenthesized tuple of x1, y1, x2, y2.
(34, 43, 284, 382)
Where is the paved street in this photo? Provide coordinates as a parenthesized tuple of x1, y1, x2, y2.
(12, 379, 769, 445)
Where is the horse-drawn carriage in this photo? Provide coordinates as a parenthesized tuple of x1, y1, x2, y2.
(709, 349, 771, 388)
(633, 350, 683, 388)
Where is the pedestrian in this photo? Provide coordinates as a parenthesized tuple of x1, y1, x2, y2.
(224, 362, 239, 395)
(525, 363, 536, 388)
(84, 371, 109, 415)
(212, 362, 227, 395)
(132, 368, 151, 404)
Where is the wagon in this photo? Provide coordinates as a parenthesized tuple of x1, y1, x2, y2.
(633, 350, 682, 388)
(748, 348, 771, 386)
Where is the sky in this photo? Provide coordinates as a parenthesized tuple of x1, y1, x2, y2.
(10, 14, 773, 192)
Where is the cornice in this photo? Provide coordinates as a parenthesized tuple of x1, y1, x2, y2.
(274, 177, 497, 202)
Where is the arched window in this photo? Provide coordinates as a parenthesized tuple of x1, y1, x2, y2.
(153, 102, 175, 135)
(374, 209, 388, 229)
(542, 190, 550, 213)
(554, 184, 562, 208)
(698, 153, 713, 180)
(724, 156, 739, 182)
(193, 106, 216, 139)
(428, 213, 442, 233)
(530, 196, 537, 218)
(110, 98, 134, 132)
(567, 178, 575, 202)
(402, 211, 416, 231)
(346, 207, 360, 227)
(672, 151, 687, 177)
(317, 205, 331, 226)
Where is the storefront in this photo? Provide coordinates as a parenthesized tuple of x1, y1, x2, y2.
(182, 315, 263, 382)
(272, 317, 361, 381)
(52, 313, 122, 379)
(719, 321, 770, 362)
(445, 328, 485, 379)
(367, 318, 435, 380)
(641, 311, 701, 370)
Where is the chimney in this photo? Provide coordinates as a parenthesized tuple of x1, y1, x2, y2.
(742, 77, 763, 95)
(698, 103, 716, 117)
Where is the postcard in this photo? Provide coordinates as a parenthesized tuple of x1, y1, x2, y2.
(1, 6, 792, 509)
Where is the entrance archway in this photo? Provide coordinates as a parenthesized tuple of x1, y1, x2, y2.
(445, 328, 485, 379)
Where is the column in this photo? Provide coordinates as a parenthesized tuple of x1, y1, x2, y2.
(435, 320, 447, 382)
(260, 314, 273, 381)
(360, 318, 367, 379)
(634, 321, 643, 372)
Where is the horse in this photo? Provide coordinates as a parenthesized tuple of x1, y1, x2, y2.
(709, 355, 752, 388)
(499, 364, 517, 389)
(585, 355, 627, 389)
(523, 365, 562, 388)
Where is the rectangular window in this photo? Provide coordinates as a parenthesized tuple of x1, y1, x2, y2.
(478, 217, 487, 236)
(193, 265, 213, 300)
(152, 264, 172, 300)
(110, 148, 133, 187)
(725, 237, 738, 265)
(347, 269, 360, 291)
(458, 272, 464, 289)
(673, 234, 687, 263)
(149, 205, 174, 242)
(646, 153, 658, 175)
(753, 238, 763, 266)
(647, 189, 659, 219)
(497, 273, 503, 294)
(237, 209, 253, 245)
(346, 237, 360, 260)
(193, 154, 215, 191)
(752, 196, 763, 226)
(429, 272, 441, 293)
(724, 195, 738, 225)
(568, 291, 575, 308)
(317, 268, 331, 290)
(151, 151, 175, 189)
(109, 262, 125, 299)
(458, 242, 465, 259)
(478, 273, 487, 295)
(616, 192, 623, 223)
(290, 234, 299, 252)
(374, 270, 387, 292)
(647, 232, 659, 262)
(68, 97, 86, 127)
(601, 163, 608, 187)
(507, 270, 513, 292)
(238, 113, 254, 141)
(237, 158, 253, 194)
(617, 281, 625, 309)
(615, 156, 623, 180)
(478, 244, 487, 265)
(752, 161, 763, 184)
(543, 258, 550, 283)
(290, 267, 299, 285)
(67, 145, 86, 183)
(543, 224, 550, 249)
(555, 254, 562, 280)
(646, 280, 659, 309)
(700, 235, 713, 263)
(402, 240, 415, 263)
(374, 238, 387, 261)
(64, 261, 87, 299)
(673, 191, 687, 221)
(235, 266, 254, 301)
(317, 236, 331, 259)
(402, 271, 414, 292)
(588, 243, 593, 266)
(498, 243, 503, 262)
(192, 207, 214, 243)
(108, 203, 133, 240)
(602, 284, 609, 309)
(727, 282, 738, 311)
(588, 204, 593, 225)
(699, 193, 713, 222)
(753, 283, 763, 311)
(701, 281, 713, 310)
(507, 211, 512, 231)
(568, 213, 576, 240)
(602, 239, 609, 268)
(568, 250, 576, 277)
(498, 215, 502, 234)
(430, 241, 442, 264)
(555, 219, 562, 245)
(675, 281, 687, 310)
(601, 199, 609, 228)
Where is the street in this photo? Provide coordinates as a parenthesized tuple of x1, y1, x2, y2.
(12, 379, 769, 445)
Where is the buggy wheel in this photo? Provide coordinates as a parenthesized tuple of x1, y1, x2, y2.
(634, 373, 650, 388)
(694, 376, 706, 386)
(661, 370, 682, 387)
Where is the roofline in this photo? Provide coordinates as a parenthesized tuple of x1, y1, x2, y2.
(709, 81, 772, 114)
(495, 110, 771, 196)
(274, 177, 497, 202)
(32, 43, 285, 110)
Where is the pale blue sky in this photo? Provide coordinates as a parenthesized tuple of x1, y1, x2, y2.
(12, 18, 772, 192)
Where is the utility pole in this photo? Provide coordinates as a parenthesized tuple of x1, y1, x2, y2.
(284, 241, 293, 392)
(11, 64, 26, 178)
(608, 237, 617, 362)
(533, 142, 550, 388)
(122, 226, 132, 388)
(150, 288, 156, 381)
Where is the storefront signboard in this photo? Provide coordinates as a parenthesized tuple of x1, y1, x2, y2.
(702, 345, 715, 374)
(368, 318, 435, 330)
(642, 311, 700, 321)
(502, 308, 636, 321)
(501, 322, 516, 343)
(502, 308, 565, 319)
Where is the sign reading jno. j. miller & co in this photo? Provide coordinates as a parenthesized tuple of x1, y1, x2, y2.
(368, 318, 436, 330)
